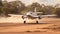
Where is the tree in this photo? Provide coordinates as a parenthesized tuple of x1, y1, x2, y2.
(27, 2, 42, 12)
(7, 0, 26, 14)
(0, 0, 2, 6)
(2, 0, 10, 17)
(41, 6, 55, 15)
(55, 8, 60, 17)
(0, 0, 3, 15)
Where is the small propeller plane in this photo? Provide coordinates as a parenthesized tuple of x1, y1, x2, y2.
(22, 7, 43, 24)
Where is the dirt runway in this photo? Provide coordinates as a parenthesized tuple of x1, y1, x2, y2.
(0, 18, 60, 34)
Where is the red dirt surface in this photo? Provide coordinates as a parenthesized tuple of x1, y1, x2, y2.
(0, 18, 60, 34)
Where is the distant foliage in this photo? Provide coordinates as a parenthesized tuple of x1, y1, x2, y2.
(0, 0, 3, 15)
(0, 0, 60, 17)
(0, 0, 2, 6)
(27, 2, 42, 12)
(55, 8, 60, 17)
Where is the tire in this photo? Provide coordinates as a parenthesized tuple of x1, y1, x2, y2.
(36, 21, 38, 24)
(24, 21, 26, 24)
(38, 17, 41, 19)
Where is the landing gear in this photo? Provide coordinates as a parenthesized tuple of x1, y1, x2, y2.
(36, 21, 38, 24)
(24, 21, 26, 24)
(23, 19, 26, 24)
(22, 16, 26, 24)
(36, 17, 41, 24)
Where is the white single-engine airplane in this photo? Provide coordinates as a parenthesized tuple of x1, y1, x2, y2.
(22, 7, 43, 24)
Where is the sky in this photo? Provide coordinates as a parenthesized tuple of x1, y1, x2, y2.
(2, 0, 60, 6)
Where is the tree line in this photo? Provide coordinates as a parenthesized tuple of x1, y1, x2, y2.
(0, 0, 60, 17)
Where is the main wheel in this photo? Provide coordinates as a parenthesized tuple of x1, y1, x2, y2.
(38, 17, 41, 19)
(36, 21, 38, 24)
(24, 21, 26, 24)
